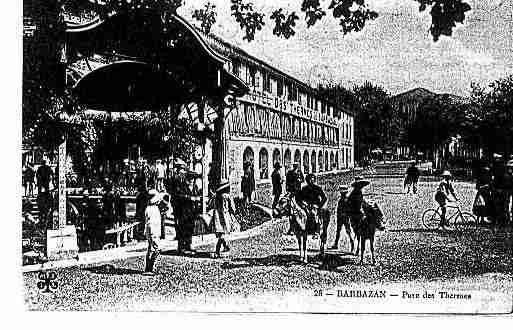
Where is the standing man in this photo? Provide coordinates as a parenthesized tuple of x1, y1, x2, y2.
(331, 185, 351, 250)
(155, 159, 166, 192)
(346, 176, 369, 234)
(170, 168, 196, 255)
(404, 161, 420, 194)
(241, 161, 252, 206)
(36, 159, 52, 194)
(248, 161, 256, 202)
(23, 163, 35, 197)
(102, 181, 115, 229)
(271, 162, 283, 209)
(135, 183, 149, 240)
(143, 189, 162, 276)
(285, 162, 303, 234)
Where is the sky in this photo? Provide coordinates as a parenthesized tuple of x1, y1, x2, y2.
(179, 0, 513, 96)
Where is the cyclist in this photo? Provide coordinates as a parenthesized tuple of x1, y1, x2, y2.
(435, 170, 458, 227)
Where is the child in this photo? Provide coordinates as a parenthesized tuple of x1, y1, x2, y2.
(143, 189, 162, 276)
(212, 180, 237, 258)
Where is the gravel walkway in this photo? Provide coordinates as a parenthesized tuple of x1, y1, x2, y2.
(24, 177, 513, 311)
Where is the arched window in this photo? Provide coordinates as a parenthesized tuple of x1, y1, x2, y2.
(325, 151, 329, 171)
(335, 151, 339, 169)
(284, 148, 292, 170)
(303, 150, 309, 174)
(243, 146, 254, 169)
(318, 152, 323, 173)
(259, 148, 269, 179)
(311, 151, 316, 173)
(294, 149, 301, 168)
(272, 148, 281, 168)
(330, 152, 335, 170)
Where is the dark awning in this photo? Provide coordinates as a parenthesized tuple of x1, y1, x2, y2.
(73, 60, 182, 112)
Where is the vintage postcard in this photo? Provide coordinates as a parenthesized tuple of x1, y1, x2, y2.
(20, 0, 512, 314)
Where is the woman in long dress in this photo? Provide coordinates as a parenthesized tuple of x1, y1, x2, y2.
(212, 180, 238, 258)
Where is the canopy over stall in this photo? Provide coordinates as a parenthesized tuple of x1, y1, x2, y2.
(66, 11, 248, 110)
(60, 7, 248, 232)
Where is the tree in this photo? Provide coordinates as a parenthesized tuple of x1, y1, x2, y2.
(319, 82, 402, 162)
(470, 75, 513, 160)
(352, 82, 400, 161)
(59, 0, 472, 42)
(22, 0, 474, 157)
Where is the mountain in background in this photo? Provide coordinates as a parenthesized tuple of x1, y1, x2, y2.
(391, 87, 470, 105)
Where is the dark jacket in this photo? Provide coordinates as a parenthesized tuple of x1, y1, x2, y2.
(241, 173, 251, 195)
(285, 169, 302, 194)
(271, 169, 282, 195)
(406, 165, 420, 180)
(337, 192, 349, 217)
(346, 188, 364, 216)
(296, 183, 327, 208)
(135, 190, 149, 222)
(36, 164, 52, 185)
(24, 166, 35, 182)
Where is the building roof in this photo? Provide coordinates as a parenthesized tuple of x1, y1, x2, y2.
(201, 33, 350, 115)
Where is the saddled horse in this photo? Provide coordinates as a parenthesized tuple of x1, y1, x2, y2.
(273, 194, 331, 263)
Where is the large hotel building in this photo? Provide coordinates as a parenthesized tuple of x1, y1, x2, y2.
(202, 34, 355, 198)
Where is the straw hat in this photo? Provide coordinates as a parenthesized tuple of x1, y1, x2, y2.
(148, 189, 161, 204)
(216, 179, 230, 193)
(441, 170, 452, 177)
(339, 184, 349, 191)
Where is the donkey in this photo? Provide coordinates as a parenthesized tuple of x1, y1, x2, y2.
(273, 194, 331, 263)
(352, 201, 385, 265)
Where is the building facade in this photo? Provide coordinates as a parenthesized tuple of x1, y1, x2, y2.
(203, 35, 355, 197)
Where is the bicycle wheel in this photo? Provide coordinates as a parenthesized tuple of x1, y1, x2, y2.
(455, 211, 477, 230)
(422, 209, 441, 230)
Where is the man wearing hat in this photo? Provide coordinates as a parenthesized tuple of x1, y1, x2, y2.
(346, 176, 370, 232)
(296, 174, 327, 236)
(143, 189, 162, 275)
(171, 169, 197, 255)
(155, 159, 166, 192)
(435, 170, 458, 227)
(286, 162, 304, 196)
(331, 185, 351, 250)
(271, 162, 283, 210)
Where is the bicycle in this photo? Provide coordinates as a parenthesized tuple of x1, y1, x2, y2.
(422, 201, 477, 230)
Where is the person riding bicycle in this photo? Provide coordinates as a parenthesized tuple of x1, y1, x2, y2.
(435, 170, 458, 227)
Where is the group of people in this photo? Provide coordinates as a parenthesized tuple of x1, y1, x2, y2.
(272, 161, 327, 236)
(92, 158, 169, 194)
(22, 159, 54, 197)
(472, 155, 513, 227)
(142, 176, 239, 275)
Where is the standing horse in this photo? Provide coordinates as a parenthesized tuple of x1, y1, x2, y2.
(273, 194, 331, 263)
